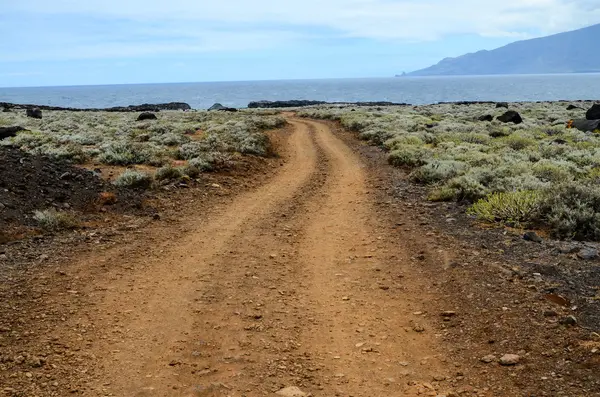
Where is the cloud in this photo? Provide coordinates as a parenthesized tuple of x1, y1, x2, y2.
(2, 0, 600, 61)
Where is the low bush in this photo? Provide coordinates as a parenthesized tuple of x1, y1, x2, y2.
(154, 165, 184, 181)
(113, 169, 153, 189)
(468, 190, 543, 227)
(543, 183, 600, 240)
(33, 208, 79, 231)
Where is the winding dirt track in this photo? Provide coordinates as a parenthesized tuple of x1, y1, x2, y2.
(79, 118, 448, 396)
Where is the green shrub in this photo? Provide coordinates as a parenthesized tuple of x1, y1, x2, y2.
(33, 209, 79, 231)
(468, 191, 543, 227)
(189, 156, 214, 172)
(182, 165, 201, 178)
(409, 160, 467, 184)
(155, 165, 184, 181)
(388, 147, 431, 167)
(113, 169, 153, 189)
(542, 183, 600, 240)
(98, 141, 150, 165)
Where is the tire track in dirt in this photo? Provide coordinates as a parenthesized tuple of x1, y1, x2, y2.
(69, 117, 449, 397)
(85, 120, 320, 396)
(293, 119, 447, 396)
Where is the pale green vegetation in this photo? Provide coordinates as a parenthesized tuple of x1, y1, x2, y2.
(33, 208, 79, 231)
(0, 110, 285, 171)
(300, 101, 600, 240)
(112, 169, 153, 189)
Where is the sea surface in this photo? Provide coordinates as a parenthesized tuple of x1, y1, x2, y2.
(1, 74, 599, 109)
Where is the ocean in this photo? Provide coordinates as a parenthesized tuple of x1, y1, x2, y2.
(1, 74, 599, 109)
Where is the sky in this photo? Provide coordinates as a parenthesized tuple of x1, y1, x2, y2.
(1, 0, 599, 87)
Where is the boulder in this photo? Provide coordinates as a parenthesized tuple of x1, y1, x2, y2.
(567, 104, 581, 110)
(0, 126, 27, 140)
(570, 119, 600, 132)
(586, 104, 600, 120)
(137, 112, 157, 121)
(497, 110, 523, 124)
(208, 103, 226, 111)
(208, 103, 237, 112)
(495, 102, 509, 109)
(26, 108, 42, 119)
(478, 114, 493, 122)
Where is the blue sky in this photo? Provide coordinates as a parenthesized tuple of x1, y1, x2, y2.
(1, 0, 599, 87)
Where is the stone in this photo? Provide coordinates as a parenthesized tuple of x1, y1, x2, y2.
(559, 315, 577, 326)
(567, 104, 581, 110)
(523, 231, 543, 243)
(208, 103, 238, 112)
(478, 114, 494, 122)
(577, 248, 599, 260)
(480, 354, 496, 363)
(441, 311, 457, 317)
(586, 104, 600, 120)
(499, 354, 520, 366)
(26, 108, 42, 119)
(570, 119, 600, 132)
(137, 112, 157, 121)
(496, 102, 509, 109)
(497, 110, 523, 124)
(0, 126, 27, 140)
(275, 386, 308, 397)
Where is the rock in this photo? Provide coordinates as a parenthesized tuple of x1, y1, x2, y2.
(496, 102, 509, 109)
(555, 243, 579, 254)
(137, 112, 157, 121)
(441, 311, 457, 317)
(499, 354, 520, 366)
(586, 104, 600, 120)
(412, 324, 425, 333)
(208, 103, 226, 111)
(570, 119, 600, 132)
(559, 315, 577, 326)
(0, 126, 27, 140)
(275, 386, 308, 397)
(478, 114, 493, 122)
(523, 231, 543, 243)
(26, 107, 42, 119)
(577, 247, 599, 260)
(497, 110, 523, 124)
(543, 310, 558, 317)
(544, 293, 570, 307)
(567, 104, 581, 110)
(480, 355, 496, 363)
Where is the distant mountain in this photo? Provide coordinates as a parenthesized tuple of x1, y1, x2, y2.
(408, 23, 600, 76)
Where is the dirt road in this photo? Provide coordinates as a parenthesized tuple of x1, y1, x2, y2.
(17, 118, 452, 396)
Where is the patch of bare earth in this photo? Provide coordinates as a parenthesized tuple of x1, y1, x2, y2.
(1, 117, 599, 397)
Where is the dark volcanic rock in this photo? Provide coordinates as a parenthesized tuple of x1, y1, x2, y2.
(248, 100, 327, 108)
(586, 104, 600, 120)
(567, 104, 581, 110)
(496, 102, 509, 109)
(208, 103, 238, 112)
(26, 108, 42, 119)
(497, 110, 523, 124)
(247, 100, 408, 108)
(0, 101, 192, 112)
(571, 119, 600, 132)
(523, 231, 543, 243)
(137, 112, 157, 121)
(478, 114, 494, 122)
(209, 103, 226, 111)
(0, 126, 27, 140)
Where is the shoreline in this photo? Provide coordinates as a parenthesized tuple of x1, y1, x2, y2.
(1, 98, 597, 112)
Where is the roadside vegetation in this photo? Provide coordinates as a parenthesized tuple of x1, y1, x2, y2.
(1, 109, 285, 189)
(300, 102, 600, 240)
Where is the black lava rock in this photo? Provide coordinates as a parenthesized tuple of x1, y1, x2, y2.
(26, 108, 42, 119)
(137, 112, 158, 121)
(586, 104, 600, 120)
(497, 110, 523, 124)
